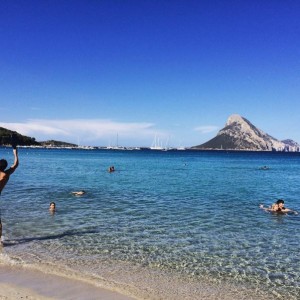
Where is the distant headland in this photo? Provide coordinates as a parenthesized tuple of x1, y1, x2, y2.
(191, 114, 299, 152)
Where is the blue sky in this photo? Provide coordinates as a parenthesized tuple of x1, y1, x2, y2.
(1, 0, 300, 147)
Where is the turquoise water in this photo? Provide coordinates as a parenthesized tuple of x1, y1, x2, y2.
(1, 148, 300, 299)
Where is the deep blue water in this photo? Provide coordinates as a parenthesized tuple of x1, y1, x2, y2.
(0, 148, 299, 299)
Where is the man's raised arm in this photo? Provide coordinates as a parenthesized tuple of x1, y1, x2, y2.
(6, 146, 19, 176)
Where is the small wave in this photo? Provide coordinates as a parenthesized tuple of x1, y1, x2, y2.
(0, 252, 25, 266)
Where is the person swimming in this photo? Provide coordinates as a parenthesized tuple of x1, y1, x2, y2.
(260, 199, 298, 215)
(49, 202, 56, 212)
(108, 166, 115, 172)
(275, 199, 298, 214)
(71, 190, 86, 196)
(259, 166, 270, 170)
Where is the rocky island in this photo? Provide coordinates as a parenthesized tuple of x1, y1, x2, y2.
(192, 114, 299, 152)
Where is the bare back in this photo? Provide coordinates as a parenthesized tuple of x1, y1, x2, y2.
(0, 170, 12, 194)
(0, 149, 19, 194)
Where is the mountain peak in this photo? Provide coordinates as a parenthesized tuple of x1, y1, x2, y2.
(225, 114, 245, 126)
(193, 115, 299, 151)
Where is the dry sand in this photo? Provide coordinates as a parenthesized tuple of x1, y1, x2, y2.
(0, 265, 135, 300)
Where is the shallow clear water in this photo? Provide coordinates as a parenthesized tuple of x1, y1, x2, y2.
(1, 148, 300, 299)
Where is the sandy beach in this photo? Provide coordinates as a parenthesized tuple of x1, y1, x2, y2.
(0, 265, 135, 300)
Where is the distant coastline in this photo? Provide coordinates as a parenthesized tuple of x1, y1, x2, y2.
(1, 122, 300, 152)
(1, 145, 300, 154)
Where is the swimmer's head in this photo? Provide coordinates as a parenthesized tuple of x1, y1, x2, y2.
(276, 199, 285, 209)
(49, 202, 56, 211)
(0, 159, 8, 171)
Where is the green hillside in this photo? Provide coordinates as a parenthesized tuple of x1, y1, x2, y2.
(0, 127, 40, 146)
(0, 127, 78, 148)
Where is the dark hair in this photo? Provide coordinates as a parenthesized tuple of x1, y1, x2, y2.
(50, 202, 56, 207)
(276, 199, 285, 205)
(0, 159, 8, 171)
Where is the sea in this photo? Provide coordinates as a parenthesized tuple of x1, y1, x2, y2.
(0, 147, 299, 299)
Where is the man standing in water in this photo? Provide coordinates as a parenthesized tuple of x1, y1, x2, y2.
(0, 137, 19, 243)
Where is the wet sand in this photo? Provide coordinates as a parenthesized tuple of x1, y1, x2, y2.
(0, 265, 135, 300)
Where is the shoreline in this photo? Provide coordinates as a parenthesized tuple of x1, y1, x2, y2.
(0, 264, 135, 300)
(0, 259, 278, 300)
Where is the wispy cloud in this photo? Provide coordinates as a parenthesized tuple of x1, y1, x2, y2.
(0, 119, 166, 145)
(194, 125, 219, 134)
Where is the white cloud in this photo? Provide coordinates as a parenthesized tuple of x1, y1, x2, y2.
(194, 125, 219, 134)
(0, 119, 166, 146)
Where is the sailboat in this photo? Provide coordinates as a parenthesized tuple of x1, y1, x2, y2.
(107, 134, 125, 150)
(150, 135, 164, 150)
